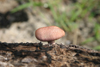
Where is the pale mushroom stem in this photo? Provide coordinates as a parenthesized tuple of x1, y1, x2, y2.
(48, 40, 55, 45)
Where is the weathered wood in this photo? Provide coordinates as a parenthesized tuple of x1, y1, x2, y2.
(0, 42, 100, 67)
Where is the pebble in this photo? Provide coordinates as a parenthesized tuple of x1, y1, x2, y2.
(0, 55, 8, 61)
(21, 57, 34, 63)
(0, 61, 14, 67)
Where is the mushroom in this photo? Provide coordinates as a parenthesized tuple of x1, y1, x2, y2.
(35, 26, 65, 45)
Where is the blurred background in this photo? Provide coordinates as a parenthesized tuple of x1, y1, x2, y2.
(0, 0, 100, 50)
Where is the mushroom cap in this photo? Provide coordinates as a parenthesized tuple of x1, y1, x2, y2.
(35, 26, 65, 41)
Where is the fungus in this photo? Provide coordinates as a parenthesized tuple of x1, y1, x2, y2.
(35, 26, 65, 45)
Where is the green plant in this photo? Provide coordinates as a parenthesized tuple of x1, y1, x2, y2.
(11, 0, 43, 13)
(47, 0, 78, 32)
(94, 45, 100, 50)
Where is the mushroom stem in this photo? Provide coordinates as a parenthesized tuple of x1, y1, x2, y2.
(48, 40, 55, 45)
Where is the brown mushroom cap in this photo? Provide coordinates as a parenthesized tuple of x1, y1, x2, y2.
(35, 26, 65, 41)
